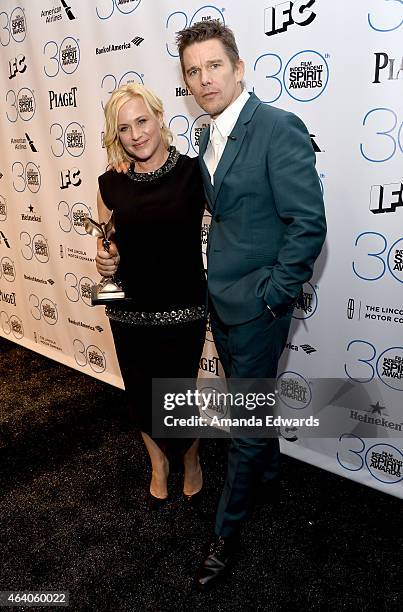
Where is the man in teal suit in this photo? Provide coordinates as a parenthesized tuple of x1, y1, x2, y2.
(177, 20, 326, 590)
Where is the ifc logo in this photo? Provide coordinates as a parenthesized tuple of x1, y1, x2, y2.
(264, 0, 316, 36)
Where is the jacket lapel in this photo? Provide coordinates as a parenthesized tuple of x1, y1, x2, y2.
(212, 124, 247, 208)
(212, 93, 262, 209)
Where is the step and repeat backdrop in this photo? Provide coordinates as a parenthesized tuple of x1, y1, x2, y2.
(0, 0, 402, 497)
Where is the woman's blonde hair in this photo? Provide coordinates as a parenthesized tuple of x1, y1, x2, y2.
(103, 83, 173, 167)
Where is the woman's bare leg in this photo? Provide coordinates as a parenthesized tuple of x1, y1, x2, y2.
(183, 439, 203, 496)
(141, 432, 169, 499)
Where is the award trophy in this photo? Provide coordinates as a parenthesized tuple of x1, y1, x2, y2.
(84, 214, 126, 306)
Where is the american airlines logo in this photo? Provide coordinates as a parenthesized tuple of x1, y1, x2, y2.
(60, 0, 75, 20)
(25, 133, 38, 153)
(0, 231, 11, 249)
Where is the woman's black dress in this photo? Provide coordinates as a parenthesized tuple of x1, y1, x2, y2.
(98, 148, 206, 452)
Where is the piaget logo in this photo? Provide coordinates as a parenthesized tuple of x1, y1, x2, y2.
(0, 288, 16, 306)
(373, 53, 403, 83)
(49, 86, 78, 110)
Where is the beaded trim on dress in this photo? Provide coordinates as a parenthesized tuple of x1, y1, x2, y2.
(126, 146, 180, 182)
(105, 304, 206, 326)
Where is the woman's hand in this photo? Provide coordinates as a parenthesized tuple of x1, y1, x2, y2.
(95, 237, 120, 277)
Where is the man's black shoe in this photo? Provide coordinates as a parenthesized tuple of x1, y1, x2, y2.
(195, 534, 239, 591)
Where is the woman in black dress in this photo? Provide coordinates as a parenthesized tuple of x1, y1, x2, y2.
(96, 83, 206, 507)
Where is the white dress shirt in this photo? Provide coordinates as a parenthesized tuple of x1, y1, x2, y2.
(204, 89, 250, 185)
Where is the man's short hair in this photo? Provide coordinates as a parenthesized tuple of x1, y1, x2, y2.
(176, 20, 240, 76)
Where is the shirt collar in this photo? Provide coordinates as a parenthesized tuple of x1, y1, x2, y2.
(212, 89, 250, 139)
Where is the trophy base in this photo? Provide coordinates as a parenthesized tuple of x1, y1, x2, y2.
(91, 285, 126, 306)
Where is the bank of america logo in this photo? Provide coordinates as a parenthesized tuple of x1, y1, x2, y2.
(300, 344, 316, 355)
(131, 37, 144, 47)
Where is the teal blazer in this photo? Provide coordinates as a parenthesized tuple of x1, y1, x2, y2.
(199, 93, 326, 326)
